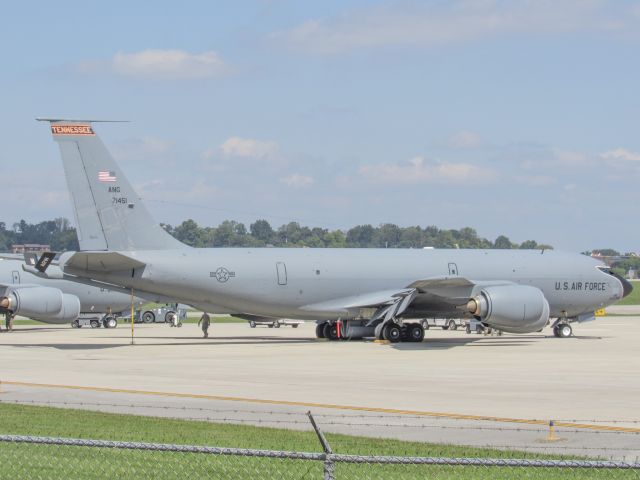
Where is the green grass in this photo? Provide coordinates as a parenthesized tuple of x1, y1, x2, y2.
(0, 403, 634, 479)
(615, 280, 640, 306)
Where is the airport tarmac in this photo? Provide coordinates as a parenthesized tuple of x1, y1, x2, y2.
(1, 316, 639, 459)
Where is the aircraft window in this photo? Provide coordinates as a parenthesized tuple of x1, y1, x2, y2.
(596, 266, 613, 275)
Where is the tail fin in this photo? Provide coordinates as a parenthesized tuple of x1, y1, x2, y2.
(40, 119, 185, 251)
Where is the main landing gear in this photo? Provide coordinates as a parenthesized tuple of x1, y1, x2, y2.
(315, 320, 425, 343)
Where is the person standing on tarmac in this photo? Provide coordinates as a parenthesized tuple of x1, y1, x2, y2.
(4, 312, 14, 332)
(198, 312, 211, 338)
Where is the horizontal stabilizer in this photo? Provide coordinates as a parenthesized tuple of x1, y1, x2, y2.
(64, 251, 146, 273)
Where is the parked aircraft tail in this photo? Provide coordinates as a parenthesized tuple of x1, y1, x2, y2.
(39, 119, 185, 251)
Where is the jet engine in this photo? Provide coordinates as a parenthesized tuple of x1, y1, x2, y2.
(0, 286, 81, 324)
(466, 285, 549, 334)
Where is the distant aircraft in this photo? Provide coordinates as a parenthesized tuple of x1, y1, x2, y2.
(33, 119, 632, 341)
(1, 254, 143, 327)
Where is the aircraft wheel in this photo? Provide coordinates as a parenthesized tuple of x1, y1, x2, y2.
(273, 321, 280, 328)
(315, 322, 326, 338)
(104, 316, 117, 328)
(249, 321, 256, 328)
(465, 324, 471, 334)
(408, 323, 425, 343)
(558, 323, 572, 338)
(384, 323, 402, 343)
(448, 320, 457, 331)
(71, 320, 80, 328)
(323, 322, 339, 340)
(90, 319, 100, 329)
(142, 311, 155, 323)
(292, 324, 299, 328)
(164, 311, 176, 323)
(552, 325, 560, 337)
(442, 324, 449, 330)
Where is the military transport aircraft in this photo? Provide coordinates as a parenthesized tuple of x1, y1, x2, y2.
(1, 254, 143, 327)
(31, 119, 632, 342)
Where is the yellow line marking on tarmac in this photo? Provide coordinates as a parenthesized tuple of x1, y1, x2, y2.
(3, 380, 640, 434)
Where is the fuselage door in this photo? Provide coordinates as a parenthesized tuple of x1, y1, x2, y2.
(276, 262, 287, 286)
(448, 263, 459, 276)
(11, 270, 20, 284)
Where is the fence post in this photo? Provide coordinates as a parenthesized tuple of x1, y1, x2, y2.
(307, 411, 334, 480)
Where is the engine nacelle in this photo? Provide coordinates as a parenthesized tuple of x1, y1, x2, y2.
(0, 286, 81, 324)
(466, 285, 549, 334)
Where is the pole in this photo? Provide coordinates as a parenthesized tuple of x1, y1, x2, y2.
(130, 288, 135, 345)
(307, 411, 334, 480)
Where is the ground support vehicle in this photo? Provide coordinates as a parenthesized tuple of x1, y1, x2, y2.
(420, 318, 465, 331)
(71, 313, 119, 329)
(248, 318, 303, 329)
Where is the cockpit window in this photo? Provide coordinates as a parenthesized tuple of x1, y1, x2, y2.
(596, 266, 613, 275)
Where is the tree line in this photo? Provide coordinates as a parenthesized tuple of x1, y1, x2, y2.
(0, 218, 79, 252)
(0, 217, 554, 252)
(161, 218, 551, 250)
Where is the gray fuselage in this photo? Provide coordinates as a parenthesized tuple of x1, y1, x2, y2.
(63, 248, 624, 321)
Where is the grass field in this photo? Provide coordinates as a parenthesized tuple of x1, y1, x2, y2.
(0, 403, 633, 479)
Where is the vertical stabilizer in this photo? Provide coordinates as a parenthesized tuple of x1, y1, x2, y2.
(41, 119, 185, 251)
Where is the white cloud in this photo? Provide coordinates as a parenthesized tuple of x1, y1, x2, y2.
(553, 148, 589, 165)
(281, 173, 314, 188)
(272, 1, 634, 54)
(359, 156, 494, 185)
(79, 49, 230, 80)
(114, 136, 172, 161)
(220, 137, 280, 158)
(600, 148, 640, 163)
(448, 131, 483, 149)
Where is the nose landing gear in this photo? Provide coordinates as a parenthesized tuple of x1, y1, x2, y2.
(553, 323, 573, 338)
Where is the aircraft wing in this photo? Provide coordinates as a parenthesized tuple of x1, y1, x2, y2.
(63, 251, 146, 273)
(301, 276, 514, 320)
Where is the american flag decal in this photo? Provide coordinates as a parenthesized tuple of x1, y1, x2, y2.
(98, 170, 117, 182)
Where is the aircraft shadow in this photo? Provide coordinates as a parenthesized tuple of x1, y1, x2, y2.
(0, 337, 320, 350)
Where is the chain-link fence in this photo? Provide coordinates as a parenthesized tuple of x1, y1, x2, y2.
(1, 433, 639, 479)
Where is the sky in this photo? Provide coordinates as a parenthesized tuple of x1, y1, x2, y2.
(0, 0, 638, 252)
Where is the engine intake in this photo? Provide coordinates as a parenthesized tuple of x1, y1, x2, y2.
(1, 286, 81, 324)
(467, 285, 549, 334)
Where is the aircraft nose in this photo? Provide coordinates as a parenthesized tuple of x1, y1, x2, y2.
(612, 271, 633, 298)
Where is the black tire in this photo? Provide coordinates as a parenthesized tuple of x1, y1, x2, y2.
(142, 311, 155, 323)
(384, 323, 402, 343)
(103, 316, 117, 329)
(448, 320, 458, 331)
(165, 311, 176, 323)
(249, 321, 256, 328)
(552, 325, 560, 337)
(292, 324, 299, 328)
(558, 324, 572, 338)
(90, 319, 100, 329)
(71, 320, 80, 328)
(323, 322, 339, 340)
(273, 321, 280, 328)
(316, 322, 326, 338)
(465, 324, 471, 334)
(408, 323, 425, 343)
